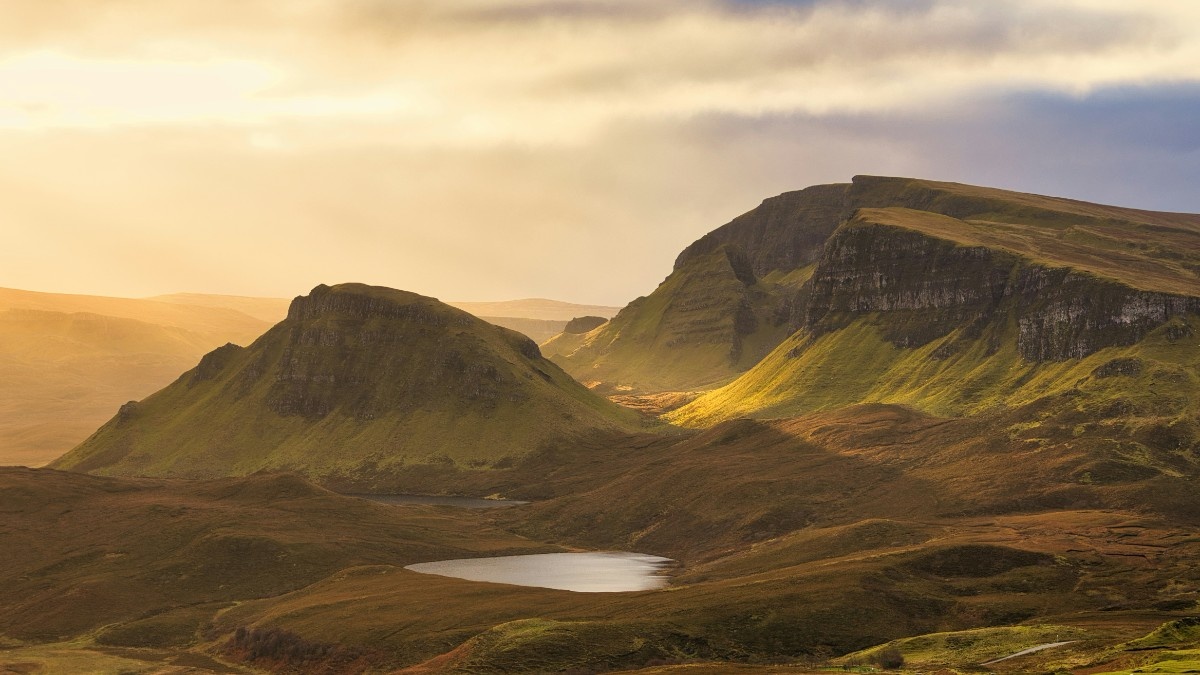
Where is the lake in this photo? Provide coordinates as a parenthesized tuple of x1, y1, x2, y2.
(405, 551, 674, 592)
(347, 493, 528, 509)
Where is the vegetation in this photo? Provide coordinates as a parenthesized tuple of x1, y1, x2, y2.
(549, 247, 797, 393)
(10, 177, 1200, 673)
(51, 284, 649, 482)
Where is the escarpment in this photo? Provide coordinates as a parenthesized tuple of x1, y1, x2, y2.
(801, 216, 1200, 361)
(567, 175, 1200, 400)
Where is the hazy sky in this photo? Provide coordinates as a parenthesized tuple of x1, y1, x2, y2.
(3, 0, 1200, 304)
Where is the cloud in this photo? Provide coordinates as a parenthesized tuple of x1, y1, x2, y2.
(1, 0, 1198, 303)
(0, 0, 1197, 142)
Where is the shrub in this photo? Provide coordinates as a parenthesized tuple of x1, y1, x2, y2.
(874, 646, 905, 669)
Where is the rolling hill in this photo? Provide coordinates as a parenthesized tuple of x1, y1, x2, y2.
(0, 288, 275, 467)
(51, 283, 647, 483)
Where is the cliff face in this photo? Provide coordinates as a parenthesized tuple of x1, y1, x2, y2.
(52, 284, 646, 482)
(801, 217, 1200, 361)
(674, 182, 850, 277)
(548, 245, 794, 393)
(669, 197, 1200, 427)
(550, 186, 848, 393)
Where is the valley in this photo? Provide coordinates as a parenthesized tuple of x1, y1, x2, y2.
(5, 177, 1200, 673)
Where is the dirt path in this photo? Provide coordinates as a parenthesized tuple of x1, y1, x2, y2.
(981, 640, 1077, 666)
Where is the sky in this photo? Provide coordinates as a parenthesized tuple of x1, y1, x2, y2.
(2, 0, 1200, 305)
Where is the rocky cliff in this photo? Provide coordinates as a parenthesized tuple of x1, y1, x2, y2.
(52, 284, 647, 484)
(668, 188, 1200, 426)
(548, 185, 849, 393)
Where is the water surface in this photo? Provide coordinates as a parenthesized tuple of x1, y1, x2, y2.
(405, 552, 673, 592)
(348, 493, 528, 508)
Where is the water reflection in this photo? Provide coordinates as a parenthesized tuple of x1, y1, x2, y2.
(405, 552, 673, 592)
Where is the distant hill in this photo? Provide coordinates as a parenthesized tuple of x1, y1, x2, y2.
(52, 284, 647, 483)
(151, 292, 616, 341)
(447, 299, 620, 322)
(148, 292, 292, 323)
(0, 288, 273, 467)
(479, 316, 568, 343)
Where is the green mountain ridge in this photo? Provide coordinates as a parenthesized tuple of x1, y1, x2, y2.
(671, 196, 1200, 427)
(550, 176, 1200, 425)
(50, 283, 647, 483)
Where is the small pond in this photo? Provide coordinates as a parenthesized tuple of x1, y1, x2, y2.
(347, 493, 528, 509)
(405, 552, 674, 592)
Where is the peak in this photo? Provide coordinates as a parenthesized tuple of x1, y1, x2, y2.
(286, 283, 465, 324)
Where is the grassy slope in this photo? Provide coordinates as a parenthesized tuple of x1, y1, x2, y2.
(51, 284, 647, 482)
(0, 469, 553, 653)
(204, 401, 1200, 672)
(550, 248, 795, 394)
(11, 397, 1200, 672)
(670, 312, 1200, 427)
(670, 200, 1200, 428)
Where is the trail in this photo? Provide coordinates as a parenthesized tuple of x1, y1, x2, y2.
(981, 640, 1077, 666)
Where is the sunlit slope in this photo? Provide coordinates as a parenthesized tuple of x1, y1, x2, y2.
(52, 283, 648, 481)
(670, 200, 1200, 427)
(552, 176, 1200, 398)
(548, 184, 846, 394)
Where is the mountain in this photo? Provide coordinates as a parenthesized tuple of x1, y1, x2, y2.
(669, 176, 1200, 426)
(550, 176, 1200, 406)
(51, 283, 647, 483)
(546, 183, 847, 393)
(0, 288, 274, 467)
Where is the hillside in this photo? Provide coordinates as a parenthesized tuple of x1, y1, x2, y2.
(547, 184, 846, 393)
(138, 401, 1200, 672)
(0, 289, 274, 467)
(0, 468, 552, 663)
(551, 176, 1200, 401)
(669, 181, 1200, 427)
(51, 283, 647, 483)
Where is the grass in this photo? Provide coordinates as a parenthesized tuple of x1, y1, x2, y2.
(0, 641, 247, 674)
(550, 246, 795, 394)
(668, 312, 1200, 428)
(836, 624, 1090, 669)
